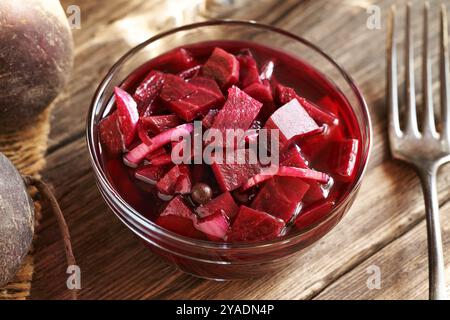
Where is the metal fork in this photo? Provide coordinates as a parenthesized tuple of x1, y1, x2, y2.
(388, 2, 450, 300)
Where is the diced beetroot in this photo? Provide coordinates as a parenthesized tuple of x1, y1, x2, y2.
(159, 48, 196, 72)
(133, 70, 165, 116)
(211, 149, 261, 192)
(244, 81, 273, 103)
(264, 99, 320, 148)
(156, 164, 191, 195)
(188, 77, 224, 101)
(276, 84, 338, 125)
(228, 206, 284, 242)
(242, 165, 329, 190)
(135, 165, 169, 185)
(178, 65, 201, 79)
(145, 147, 168, 161)
(299, 124, 344, 163)
(160, 73, 196, 102)
(329, 139, 359, 181)
(244, 80, 276, 121)
(280, 146, 309, 167)
(114, 87, 139, 149)
(297, 96, 339, 126)
(194, 211, 229, 241)
(237, 53, 261, 88)
(295, 201, 335, 230)
(202, 109, 219, 129)
(99, 112, 122, 156)
(141, 114, 182, 135)
(174, 174, 192, 194)
(124, 123, 194, 166)
(252, 176, 310, 223)
(156, 215, 205, 239)
(211, 86, 263, 145)
(160, 74, 223, 121)
(196, 191, 238, 219)
(157, 196, 204, 239)
(202, 47, 239, 88)
(150, 153, 173, 166)
(160, 196, 194, 219)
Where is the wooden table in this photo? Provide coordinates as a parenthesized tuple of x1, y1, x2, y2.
(30, 0, 450, 299)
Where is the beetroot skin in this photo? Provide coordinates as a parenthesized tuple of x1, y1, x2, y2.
(228, 206, 284, 242)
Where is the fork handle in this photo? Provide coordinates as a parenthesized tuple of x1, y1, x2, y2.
(419, 167, 447, 300)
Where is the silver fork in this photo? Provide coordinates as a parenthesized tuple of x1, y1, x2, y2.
(388, 2, 450, 300)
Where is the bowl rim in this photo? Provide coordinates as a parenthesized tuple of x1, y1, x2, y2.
(86, 19, 373, 250)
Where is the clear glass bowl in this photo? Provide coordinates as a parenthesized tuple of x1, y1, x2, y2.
(86, 20, 372, 280)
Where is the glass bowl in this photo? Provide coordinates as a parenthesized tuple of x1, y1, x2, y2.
(86, 20, 372, 280)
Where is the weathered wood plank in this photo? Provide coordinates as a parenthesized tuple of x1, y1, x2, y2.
(314, 201, 450, 300)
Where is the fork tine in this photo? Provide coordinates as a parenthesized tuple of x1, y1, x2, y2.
(405, 2, 420, 137)
(387, 5, 402, 139)
(441, 4, 450, 143)
(422, 2, 438, 137)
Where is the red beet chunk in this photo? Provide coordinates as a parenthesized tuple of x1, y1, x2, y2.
(156, 215, 205, 239)
(211, 86, 263, 144)
(133, 70, 165, 116)
(276, 84, 338, 125)
(329, 139, 359, 181)
(99, 112, 122, 156)
(228, 206, 284, 242)
(114, 87, 139, 149)
(145, 147, 168, 161)
(160, 74, 223, 121)
(238, 53, 261, 88)
(265, 99, 320, 148)
(135, 164, 169, 185)
(141, 114, 182, 135)
(188, 77, 224, 100)
(202, 47, 239, 88)
(244, 80, 276, 121)
(196, 191, 238, 219)
(252, 176, 310, 223)
(194, 211, 229, 241)
(160, 196, 194, 219)
(280, 146, 309, 167)
(300, 124, 344, 164)
(211, 149, 261, 192)
(174, 174, 192, 194)
(159, 48, 196, 72)
(244, 81, 273, 103)
(178, 65, 201, 79)
(156, 164, 191, 195)
(295, 201, 335, 230)
(157, 196, 204, 239)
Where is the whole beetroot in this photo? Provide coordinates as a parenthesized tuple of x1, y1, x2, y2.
(0, 153, 76, 299)
(0, 153, 34, 286)
(0, 0, 74, 130)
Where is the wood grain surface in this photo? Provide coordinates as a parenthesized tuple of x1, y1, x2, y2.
(30, 0, 450, 299)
